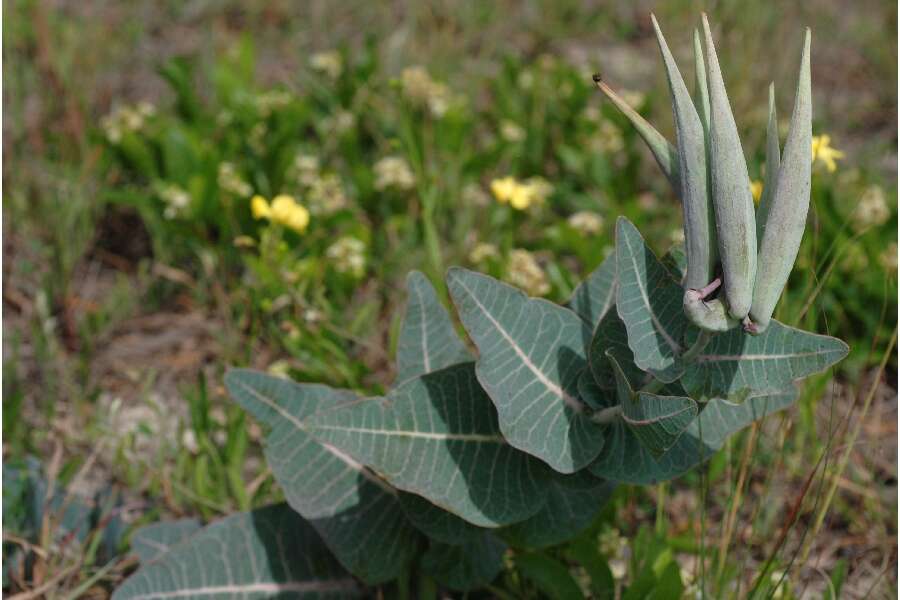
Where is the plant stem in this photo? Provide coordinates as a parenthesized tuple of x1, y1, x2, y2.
(590, 405, 622, 424)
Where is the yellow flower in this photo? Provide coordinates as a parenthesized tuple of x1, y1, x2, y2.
(509, 185, 533, 210)
(490, 177, 518, 204)
(811, 134, 844, 172)
(750, 179, 764, 204)
(251, 195, 271, 219)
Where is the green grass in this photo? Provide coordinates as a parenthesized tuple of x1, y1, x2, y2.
(3, 1, 896, 597)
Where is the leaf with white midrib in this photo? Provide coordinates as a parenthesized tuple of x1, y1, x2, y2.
(305, 362, 551, 527)
(447, 268, 605, 474)
(113, 504, 362, 599)
(681, 319, 849, 399)
(615, 217, 687, 382)
(225, 370, 420, 584)
(396, 271, 472, 385)
(130, 519, 201, 564)
(501, 471, 616, 549)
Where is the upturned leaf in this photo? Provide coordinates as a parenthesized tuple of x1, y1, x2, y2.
(588, 307, 647, 391)
(305, 362, 552, 527)
(225, 370, 420, 584)
(421, 533, 507, 591)
(396, 271, 472, 385)
(501, 471, 616, 549)
(399, 492, 484, 545)
(681, 318, 849, 399)
(130, 519, 201, 564)
(610, 354, 698, 457)
(114, 504, 362, 599)
(447, 267, 605, 473)
(615, 217, 688, 382)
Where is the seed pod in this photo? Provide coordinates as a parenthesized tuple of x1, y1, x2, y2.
(756, 83, 781, 242)
(702, 14, 757, 320)
(683, 290, 739, 332)
(749, 29, 812, 334)
(592, 74, 680, 191)
(651, 15, 717, 292)
(693, 28, 711, 136)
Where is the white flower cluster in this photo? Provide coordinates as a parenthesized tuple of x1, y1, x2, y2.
(326, 236, 366, 277)
(374, 156, 416, 191)
(400, 66, 456, 118)
(101, 102, 156, 143)
(507, 249, 550, 296)
(157, 183, 191, 219)
(217, 162, 252, 198)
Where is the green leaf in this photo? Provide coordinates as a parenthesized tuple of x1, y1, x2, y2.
(421, 533, 507, 591)
(130, 519, 201, 563)
(610, 354, 698, 457)
(578, 367, 611, 410)
(661, 244, 687, 282)
(399, 493, 484, 545)
(396, 271, 471, 385)
(681, 320, 850, 399)
(447, 268, 605, 474)
(615, 217, 688, 382)
(567, 252, 617, 330)
(589, 385, 797, 484)
(564, 538, 615, 599)
(225, 370, 420, 584)
(502, 471, 616, 549)
(113, 504, 362, 599)
(305, 362, 551, 527)
(515, 552, 585, 600)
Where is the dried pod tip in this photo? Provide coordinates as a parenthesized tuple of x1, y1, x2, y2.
(592, 73, 603, 83)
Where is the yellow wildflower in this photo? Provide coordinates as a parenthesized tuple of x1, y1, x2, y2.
(750, 179, 764, 204)
(509, 185, 533, 210)
(253, 194, 310, 233)
(490, 177, 518, 205)
(251, 195, 271, 220)
(811, 134, 844, 172)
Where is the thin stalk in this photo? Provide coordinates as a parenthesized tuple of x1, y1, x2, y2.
(682, 329, 713, 362)
(800, 326, 897, 563)
(715, 423, 759, 582)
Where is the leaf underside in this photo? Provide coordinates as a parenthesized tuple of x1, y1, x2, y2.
(422, 533, 507, 591)
(130, 519, 202, 564)
(114, 504, 362, 600)
(225, 370, 420, 584)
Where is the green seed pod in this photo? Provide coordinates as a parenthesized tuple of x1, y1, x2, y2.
(693, 28, 711, 136)
(592, 75, 681, 191)
(702, 14, 758, 320)
(749, 29, 812, 334)
(756, 83, 781, 242)
(683, 289, 739, 332)
(651, 15, 718, 292)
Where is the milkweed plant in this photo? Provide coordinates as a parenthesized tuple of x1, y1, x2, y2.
(115, 14, 848, 598)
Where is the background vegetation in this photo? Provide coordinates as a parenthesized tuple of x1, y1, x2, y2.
(3, 0, 897, 597)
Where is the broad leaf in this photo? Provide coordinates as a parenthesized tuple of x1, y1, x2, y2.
(662, 244, 687, 282)
(609, 355, 698, 457)
(681, 320, 850, 399)
(305, 362, 551, 527)
(225, 370, 420, 584)
(502, 471, 616, 549)
(396, 270, 471, 385)
(577, 367, 611, 411)
(615, 217, 688, 382)
(399, 492, 484, 545)
(130, 519, 201, 563)
(567, 252, 617, 329)
(114, 504, 361, 599)
(590, 386, 797, 484)
(447, 268, 605, 473)
(515, 552, 585, 600)
(421, 533, 507, 591)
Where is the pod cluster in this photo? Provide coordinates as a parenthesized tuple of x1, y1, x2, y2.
(595, 14, 812, 335)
